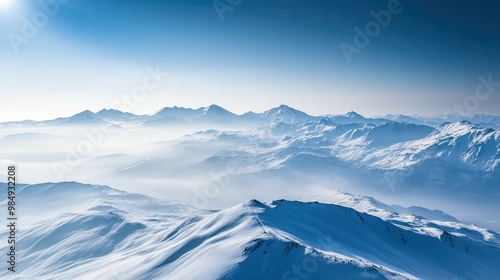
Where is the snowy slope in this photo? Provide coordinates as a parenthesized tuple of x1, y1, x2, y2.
(262, 105, 313, 124)
(1, 182, 499, 279)
(305, 191, 500, 245)
(357, 121, 500, 171)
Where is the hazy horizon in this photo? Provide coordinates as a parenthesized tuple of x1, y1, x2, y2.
(2, 0, 500, 122)
(1, 103, 500, 123)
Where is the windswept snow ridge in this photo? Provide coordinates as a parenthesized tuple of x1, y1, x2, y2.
(0, 182, 499, 279)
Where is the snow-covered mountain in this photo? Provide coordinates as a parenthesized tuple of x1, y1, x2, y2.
(359, 121, 500, 171)
(322, 111, 386, 125)
(95, 109, 147, 122)
(2, 105, 498, 130)
(53, 110, 104, 125)
(1, 105, 498, 227)
(262, 104, 313, 124)
(1, 182, 498, 279)
(381, 114, 500, 129)
(198, 104, 240, 124)
(149, 105, 238, 126)
(155, 106, 205, 120)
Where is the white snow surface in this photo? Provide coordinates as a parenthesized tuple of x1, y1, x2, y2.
(0, 182, 499, 280)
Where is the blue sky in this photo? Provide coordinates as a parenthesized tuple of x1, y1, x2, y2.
(1, 0, 499, 121)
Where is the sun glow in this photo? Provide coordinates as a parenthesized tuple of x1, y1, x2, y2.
(0, 0, 15, 10)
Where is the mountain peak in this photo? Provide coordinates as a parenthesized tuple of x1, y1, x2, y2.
(203, 104, 234, 115)
(159, 106, 194, 112)
(95, 109, 141, 121)
(345, 111, 363, 119)
(244, 199, 268, 208)
(96, 109, 132, 116)
(74, 110, 94, 116)
(97, 108, 121, 114)
(205, 104, 226, 111)
(439, 120, 479, 130)
(265, 105, 308, 116)
(154, 106, 204, 120)
(70, 110, 97, 119)
(262, 105, 311, 124)
(270, 104, 299, 113)
(277, 104, 292, 110)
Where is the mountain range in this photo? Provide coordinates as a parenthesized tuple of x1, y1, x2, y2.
(1, 105, 499, 228)
(2, 104, 499, 129)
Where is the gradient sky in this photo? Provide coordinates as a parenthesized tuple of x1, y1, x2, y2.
(1, 0, 499, 121)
